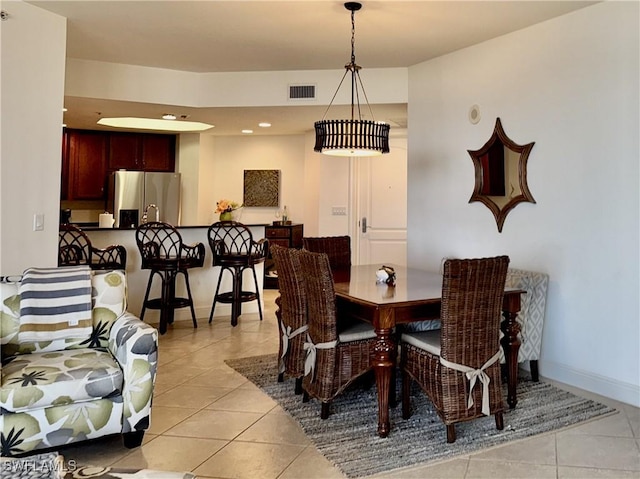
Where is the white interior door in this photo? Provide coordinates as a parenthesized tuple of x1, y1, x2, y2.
(351, 136, 408, 266)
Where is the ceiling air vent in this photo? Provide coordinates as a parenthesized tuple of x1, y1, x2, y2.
(289, 84, 316, 100)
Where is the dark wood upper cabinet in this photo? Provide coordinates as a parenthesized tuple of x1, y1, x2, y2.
(141, 134, 176, 171)
(63, 130, 108, 200)
(61, 129, 176, 201)
(108, 132, 176, 172)
(108, 132, 141, 170)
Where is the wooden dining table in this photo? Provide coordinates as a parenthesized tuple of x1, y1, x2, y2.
(333, 264, 525, 438)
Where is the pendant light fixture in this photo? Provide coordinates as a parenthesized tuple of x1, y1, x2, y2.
(314, 2, 390, 157)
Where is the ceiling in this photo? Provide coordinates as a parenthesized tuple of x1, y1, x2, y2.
(26, 1, 596, 136)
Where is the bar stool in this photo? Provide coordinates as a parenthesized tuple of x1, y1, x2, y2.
(208, 221, 269, 326)
(136, 221, 205, 334)
(59, 224, 127, 270)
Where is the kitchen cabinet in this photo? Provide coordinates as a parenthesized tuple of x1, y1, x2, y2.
(264, 223, 303, 289)
(61, 129, 176, 202)
(108, 132, 176, 172)
(62, 129, 108, 200)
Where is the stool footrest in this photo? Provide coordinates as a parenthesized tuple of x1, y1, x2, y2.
(144, 297, 192, 310)
(215, 291, 258, 304)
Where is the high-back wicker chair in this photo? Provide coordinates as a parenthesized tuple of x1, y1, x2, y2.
(298, 249, 377, 419)
(302, 235, 351, 281)
(207, 221, 268, 326)
(59, 224, 127, 270)
(400, 255, 510, 443)
(136, 221, 205, 334)
(270, 244, 307, 394)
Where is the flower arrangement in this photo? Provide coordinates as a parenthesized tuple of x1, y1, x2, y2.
(216, 199, 242, 221)
(215, 199, 242, 214)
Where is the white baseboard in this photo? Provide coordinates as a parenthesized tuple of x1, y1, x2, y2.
(540, 359, 640, 407)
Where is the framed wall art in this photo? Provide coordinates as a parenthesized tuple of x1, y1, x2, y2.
(243, 169, 280, 207)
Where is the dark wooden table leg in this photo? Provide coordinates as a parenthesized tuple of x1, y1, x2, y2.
(501, 292, 522, 409)
(373, 327, 396, 438)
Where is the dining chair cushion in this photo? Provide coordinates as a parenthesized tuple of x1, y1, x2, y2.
(338, 320, 377, 342)
(400, 330, 441, 355)
(402, 319, 442, 332)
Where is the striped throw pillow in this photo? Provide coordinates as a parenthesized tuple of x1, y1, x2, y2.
(19, 265, 93, 342)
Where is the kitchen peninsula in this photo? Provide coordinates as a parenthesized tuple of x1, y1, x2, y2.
(84, 224, 268, 325)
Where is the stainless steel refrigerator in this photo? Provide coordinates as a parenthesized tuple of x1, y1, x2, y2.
(108, 171, 181, 227)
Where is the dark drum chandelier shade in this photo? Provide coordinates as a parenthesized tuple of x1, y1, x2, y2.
(314, 2, 390, 157)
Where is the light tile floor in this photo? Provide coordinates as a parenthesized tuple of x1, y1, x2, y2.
(58, 290, 640, 479)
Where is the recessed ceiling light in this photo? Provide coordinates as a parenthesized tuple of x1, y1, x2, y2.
(242, 129, 254, 134)
(97, 117, 214, 132)
(162, 113, 177, 120)
(258, 122, 271, 128)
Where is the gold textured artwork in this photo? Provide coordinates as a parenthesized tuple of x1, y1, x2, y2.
(243, 170, 280, 207)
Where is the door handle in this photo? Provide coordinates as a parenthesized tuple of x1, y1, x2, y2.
(361, 217, 367, 233)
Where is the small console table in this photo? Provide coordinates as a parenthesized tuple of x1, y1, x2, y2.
(264, 223, 303, 289)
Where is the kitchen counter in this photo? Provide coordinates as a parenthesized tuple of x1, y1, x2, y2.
(76, 223, 270, 231)
(84, 225, 268, 326)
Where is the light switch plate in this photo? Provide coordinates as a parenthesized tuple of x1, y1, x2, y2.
(33, 213, 44, 231)
(332, 206, 347, 216)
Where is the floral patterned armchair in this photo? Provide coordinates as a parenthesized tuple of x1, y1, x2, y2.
(0, 269, 158, 456)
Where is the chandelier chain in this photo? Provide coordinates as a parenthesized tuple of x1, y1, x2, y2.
(351, 7, 356, 66)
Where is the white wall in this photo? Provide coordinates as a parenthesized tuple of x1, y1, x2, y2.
(202, 134, 308, 227)
(407, 2, 639, 406)
(0, 1, 66, 274)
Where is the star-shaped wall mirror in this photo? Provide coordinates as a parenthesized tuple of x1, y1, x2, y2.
(468, 118, 536, 232)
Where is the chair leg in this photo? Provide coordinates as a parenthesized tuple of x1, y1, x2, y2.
(446, 424, 456, 443)
(530, 360, 539, 382)
(302, 391, 310, 403)
(495, 412, 504, 431)
(401, 370, 412, 420)
(250, 265, 263, 321)
(231, 266, 242, 327)
(123, 430, 145, 449)
(140, 271, 155, 321)
(294, 377, 303, 395)
(321, 402, 330, 419)
(181, 270, 198, 329)
(209, 267, 225, 324)
(278, 372, 284, 382)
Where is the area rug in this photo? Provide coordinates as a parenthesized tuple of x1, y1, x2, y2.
(1, 453, 195, 479)
(226, 354, 617, 478)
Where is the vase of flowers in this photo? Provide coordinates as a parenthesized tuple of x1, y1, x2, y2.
(216, 199, 242, 221)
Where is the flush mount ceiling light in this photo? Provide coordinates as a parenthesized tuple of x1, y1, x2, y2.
(97, 117, 214, 132)
(314, 2, 390, 157)
(162, 113, 177, 120)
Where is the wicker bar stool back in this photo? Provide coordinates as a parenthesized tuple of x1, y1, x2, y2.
(270, 244, 307, 394)
(302, 235, 351, 281)
(59, 224, 127, 270)
(207, 221, 268, 327)
(400, 255, 510, 443)
(298, 249, 377, 419)
(136, 221, 205, 334)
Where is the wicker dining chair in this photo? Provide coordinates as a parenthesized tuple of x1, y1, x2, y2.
(59, 224, 127, 270)
(298, 249, 377, 419)
(270, 244, 307, 394)
(400, 255, 510, 443)
(302, 235, 351, 281)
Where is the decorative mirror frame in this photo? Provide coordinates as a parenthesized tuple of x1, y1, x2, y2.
(468, 117, 536, 232)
